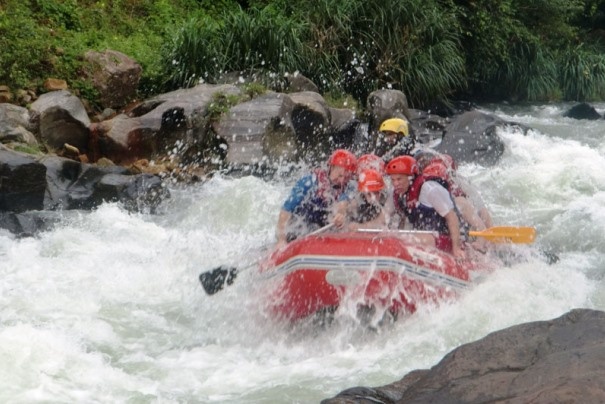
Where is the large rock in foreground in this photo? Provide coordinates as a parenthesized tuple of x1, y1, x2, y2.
(323, 309, 605, 403)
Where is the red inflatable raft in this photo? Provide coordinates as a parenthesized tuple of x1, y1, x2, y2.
(258, 231, 492, 322)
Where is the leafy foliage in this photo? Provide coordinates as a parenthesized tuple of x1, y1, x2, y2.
(0, 0, 198, 99)
(1, 0, 605, 108)
(451, 0, 590, 101)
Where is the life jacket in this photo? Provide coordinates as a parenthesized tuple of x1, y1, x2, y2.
(351, 191, 387, 224)
(293, 168, 339, 227)
(405, 174, 451, 234)
(392, 182, 455, 252)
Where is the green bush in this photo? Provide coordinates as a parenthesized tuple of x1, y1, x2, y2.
(559, 45, 605, 101)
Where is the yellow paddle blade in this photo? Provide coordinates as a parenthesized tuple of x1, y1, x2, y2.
(469, 226, 536, 244)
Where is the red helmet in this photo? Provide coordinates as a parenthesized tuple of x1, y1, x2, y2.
(422, 161, 449, 179)
(434, 153, 457, 171)
(328, 149, 357, 173)
(358, 169, 385, 192)
(385, 155, 418, 176)
(356, 154, 385, 175)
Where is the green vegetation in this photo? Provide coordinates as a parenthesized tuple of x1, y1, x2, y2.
(242, 82, 268, 99)
(2, 0, 605, 109)
(11, 143, 43, 155)
(0, 0, 203, 97)
(205, 92, 241, 121)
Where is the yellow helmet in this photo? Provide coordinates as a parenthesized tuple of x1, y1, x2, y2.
(379, 118, 409, 137)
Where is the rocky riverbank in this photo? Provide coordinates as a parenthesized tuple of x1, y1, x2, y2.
(1, 50, 534, 236)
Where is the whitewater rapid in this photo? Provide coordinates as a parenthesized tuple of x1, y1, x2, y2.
(1, 102, 604, 403)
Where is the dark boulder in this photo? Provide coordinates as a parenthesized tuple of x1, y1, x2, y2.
(40, 155, 168, 212)
(563, 102, 602, 120)
(0, 146, 47, 212)
(323, 309, 605, 404)
(0, 211, 62, 237)
(436, 110, 513, 166)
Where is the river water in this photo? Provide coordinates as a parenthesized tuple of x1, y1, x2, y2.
(1, 102, 604, 403)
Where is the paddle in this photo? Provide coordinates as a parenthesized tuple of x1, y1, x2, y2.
(468, 226, 536, 244)
(359, 226, 537, 244)
(199, 223, 335, 295)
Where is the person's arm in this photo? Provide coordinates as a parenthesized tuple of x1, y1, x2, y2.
(276, 174, 314, 248)
(420, 181, 466, 259)
(456, 175, 494, 228)
(444, 209, 465, 259)
(332, 200, 349, 229)
(454, 195, 486, 231)
(275, 209, 292, 248)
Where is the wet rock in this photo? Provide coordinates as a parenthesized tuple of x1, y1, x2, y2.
(0, 146, 46, 212)
(563, 102, 602, 120)
(216, 92, 298, 165)
(435, 110, 508, 166)
(284, 72, 319, 93)
(289, 91, 331, 151)
(84, 49, 142, 109)
(328, 107, 360, 150)
(407, 108, 449, 145)
(30, 90, 91, 153)
(40, 154, 168, 212)
(0, 146, 169, 225)
(365, 90, 411, 153)
(366, 89, 411, 132)
(92, 172, 169, 213)
(323, 309, 605, 404)
(0, 211, 62, 237)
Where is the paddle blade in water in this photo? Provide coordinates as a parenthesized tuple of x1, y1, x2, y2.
(199, 266, 238, 295)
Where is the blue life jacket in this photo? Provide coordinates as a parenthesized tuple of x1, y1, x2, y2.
(292, 168, 338, 227)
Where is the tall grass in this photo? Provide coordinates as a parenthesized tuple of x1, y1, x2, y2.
(291, 0, 356, 94)
(494, 42, 559, 101)
(559, 45, 605, 101)
(165, 0, 468, 107)
(164, 7, 308, 89)
(347, 0, 466, 106)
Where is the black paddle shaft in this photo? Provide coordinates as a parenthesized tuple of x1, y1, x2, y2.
(199, 266, 238, 295)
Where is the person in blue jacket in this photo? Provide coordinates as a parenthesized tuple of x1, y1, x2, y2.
(275, 149, 357, 248)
